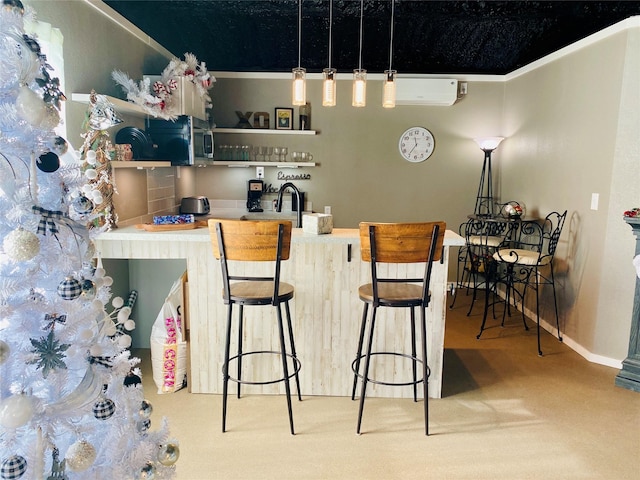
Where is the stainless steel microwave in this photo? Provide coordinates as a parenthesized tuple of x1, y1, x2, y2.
(145, 115, 214, 166)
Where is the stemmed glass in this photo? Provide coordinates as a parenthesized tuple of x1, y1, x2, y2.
(281, 147, 288, 162)
(258, 146, 267, 161)
(273, 147, 281, 162)
(266, 147, 273, 162)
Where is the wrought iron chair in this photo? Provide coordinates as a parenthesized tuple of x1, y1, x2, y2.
(478, 210, 567, 355)
(351, 221, 445, 435)
(208, 219, 302, 434)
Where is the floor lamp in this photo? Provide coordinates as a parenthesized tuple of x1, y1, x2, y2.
(473, 137, 504, 217)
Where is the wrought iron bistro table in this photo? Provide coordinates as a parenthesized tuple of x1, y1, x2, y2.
(465, 214, 543, 338)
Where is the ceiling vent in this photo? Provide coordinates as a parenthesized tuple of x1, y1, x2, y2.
(395, 78, 459, 106)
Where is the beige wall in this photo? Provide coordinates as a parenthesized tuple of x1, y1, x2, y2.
(31, 1, 639, 365)
(501, 24, 640, 361)
(201, 78, 504, 230)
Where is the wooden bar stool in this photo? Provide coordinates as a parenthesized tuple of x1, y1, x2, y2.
(208, 219, 302, 434)
(351, 221, 446, 435)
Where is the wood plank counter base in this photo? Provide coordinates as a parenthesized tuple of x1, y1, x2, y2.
(95, 226, 464, 398)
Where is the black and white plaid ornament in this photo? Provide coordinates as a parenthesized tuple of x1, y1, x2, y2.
(0, 455, 27, 480)
(92, 398, 115, 420)
(57, 276, 81, 300)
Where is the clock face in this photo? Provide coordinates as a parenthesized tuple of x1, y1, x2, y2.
(398, 127, 435, 163)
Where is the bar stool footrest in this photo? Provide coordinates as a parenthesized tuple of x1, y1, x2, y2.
(351, 352, 430, 387)
(224, 350, 302, 386)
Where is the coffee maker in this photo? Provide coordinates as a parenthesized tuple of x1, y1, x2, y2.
(247, 179, 264, 212)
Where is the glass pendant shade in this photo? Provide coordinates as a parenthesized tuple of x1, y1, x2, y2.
(352, 69, 367, 107)
(322, 68, 337, 107)
(382, 70, 396, 108)
(292, 67, 306, 106)
(474, 136, 505, 152)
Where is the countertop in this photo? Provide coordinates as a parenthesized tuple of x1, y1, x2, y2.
(97, 222, 464, 246)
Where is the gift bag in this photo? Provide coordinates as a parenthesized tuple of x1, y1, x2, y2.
(150, 274, 188, 394)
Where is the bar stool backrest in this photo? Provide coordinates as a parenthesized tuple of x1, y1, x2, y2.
(208, 219, 293, 304)
(209, 219, 292, 262)
(359, 222, 446, 306)
(359, 221, 446, 264)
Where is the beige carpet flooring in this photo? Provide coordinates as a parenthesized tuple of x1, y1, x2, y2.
(136, 292, 640, 480)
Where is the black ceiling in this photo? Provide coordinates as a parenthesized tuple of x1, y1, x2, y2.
(103, 0, 640, 75)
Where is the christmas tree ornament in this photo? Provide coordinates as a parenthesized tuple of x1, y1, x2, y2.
(81, 278, 97, 299)
(41, 104, 61, 130)
(85, 150, 97, 165)
(117, 306, 131, 324)
(84, 168, 98, 180)
(0, 340, 9, 365)
(103, 275, 113, 287)
(16, 85, 46, 126)
(71, 195, 93, 215)
(157, 443, 180, 466)
(136, 418, 151, 434)
(2, 0, 24, 15)
(36, 151, 60, 173)
(3, 227, 40, 261)
(112, 296, 124, 309)
(89, 94, 123, 131)
(124, 371, 142, 387)
(138, 462, 156, 480)
(139, 400, 153, 419)
(53, 136, 68, 155)
(0, 394, 35, 429)
(28, 330, 70, 378)
(124, 319, 136, 331)
(65, 439, 96, 472)
(47, 448, 67, 479)
(57, 276, 82, 300)
(118, 334, 132, 349)
(92, 398, 115, 420)
(0, 455, 27, 479)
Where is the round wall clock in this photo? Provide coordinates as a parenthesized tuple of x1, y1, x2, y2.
(398, 127, 435, 163)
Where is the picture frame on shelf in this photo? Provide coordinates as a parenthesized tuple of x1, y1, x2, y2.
(275, 107, 294, 130)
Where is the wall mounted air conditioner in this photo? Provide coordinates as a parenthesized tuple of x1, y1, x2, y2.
(395, 78, 459, 106)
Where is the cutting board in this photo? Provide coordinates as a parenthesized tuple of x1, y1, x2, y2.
(135, 222, 206, 231)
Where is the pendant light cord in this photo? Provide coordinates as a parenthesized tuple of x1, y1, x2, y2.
(358, 0, 364, 70)
(328, 0, 333, 69)
(298, 0, 302, 69)
(388, 0, 394, 71)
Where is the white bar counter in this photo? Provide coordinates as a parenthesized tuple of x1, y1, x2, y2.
(96, 224, 464, 398)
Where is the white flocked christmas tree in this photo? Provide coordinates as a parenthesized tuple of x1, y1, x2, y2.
(0, 2, 178, 479)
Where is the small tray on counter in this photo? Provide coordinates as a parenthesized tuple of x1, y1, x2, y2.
(135, 222, 208, 231)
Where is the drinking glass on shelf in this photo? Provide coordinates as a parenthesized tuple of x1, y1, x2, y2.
(266, 147, 273, 162)
(258, 146, 267, 161)
(241, 145, 250, 161)
(250, 146, 260, 161)
(291, 151, 300, 162)
(281, 147, 288, 162)
(273, 147, 281, 162)
(233, 145, 241, 161)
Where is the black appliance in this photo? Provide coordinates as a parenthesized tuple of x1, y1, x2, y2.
(145, 115, 213, 166)
(247, 179, 264, 212)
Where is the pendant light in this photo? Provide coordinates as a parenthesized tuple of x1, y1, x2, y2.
(382, 0, 396, 108)
(352, 0, 366, 107)
(292, 0, 306, 106)
(322, 0, 337, 107)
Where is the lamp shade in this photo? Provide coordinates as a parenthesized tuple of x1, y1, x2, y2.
(352, 69, 367, 107)
(474, 137, 504, 152)
(322, 68, 337, 107)
(382, 70, 396, 108)
(292, 67, 306, 106)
